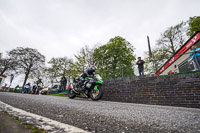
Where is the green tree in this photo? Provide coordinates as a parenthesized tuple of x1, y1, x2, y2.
(187, 16, 200, 36)
(48, 57, 65, 84)
(47, 57, 74, 85)
(144, 47, 170, 74)
(93, 36, 135, 79)
(157, 21, 187, 56)
(71, 45, 96, 78)
(44, 67, 59, 86)
(29, 67, 52, 87)
(8, 47, 45, 87)
(145, 22, 188, 74)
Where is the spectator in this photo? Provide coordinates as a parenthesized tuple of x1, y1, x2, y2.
(60, 76, 67, 90)
(136, 57, 145, 76)
(190, 45, 200, 70)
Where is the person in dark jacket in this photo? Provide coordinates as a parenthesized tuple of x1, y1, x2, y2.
(60, 76, 67, 90)
(36, 78, 43, 86)
(136, 57, 145, 76)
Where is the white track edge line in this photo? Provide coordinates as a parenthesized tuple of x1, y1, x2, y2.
(0, 101, 91, 133)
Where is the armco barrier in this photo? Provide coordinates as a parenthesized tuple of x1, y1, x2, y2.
(48, 90, 68, 95)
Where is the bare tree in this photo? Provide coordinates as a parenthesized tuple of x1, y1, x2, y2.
(8, 47, 45, 87)
(0, 56, 17, 75)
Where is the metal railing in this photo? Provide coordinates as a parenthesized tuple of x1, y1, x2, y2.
(169, 49, 200, 70)
(96, 66, 135, 80)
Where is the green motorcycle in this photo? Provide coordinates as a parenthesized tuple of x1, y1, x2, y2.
(68, 74, 103, 101)
(14, 86, 21, 93)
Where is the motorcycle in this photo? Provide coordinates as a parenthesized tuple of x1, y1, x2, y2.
(68, 74, 103, 101)
(32, 84, 42, 95)
(40, 88, 49, 95)
(22, 85, 30, 93)
(14, 86, 21, 93)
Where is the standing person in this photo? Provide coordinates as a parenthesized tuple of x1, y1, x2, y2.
(60, 76, 67, 90)
(190, 45, 200, 70)
(136, 57, 145, 76)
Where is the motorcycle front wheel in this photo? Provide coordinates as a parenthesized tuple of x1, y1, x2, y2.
(90, 86, 103, 101)
(68, 88, 76, 99)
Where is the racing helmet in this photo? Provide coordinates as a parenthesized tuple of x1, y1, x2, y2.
(89, 65, 97, 73)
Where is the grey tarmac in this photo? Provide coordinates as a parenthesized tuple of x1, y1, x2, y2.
(0, 92, 200, 133)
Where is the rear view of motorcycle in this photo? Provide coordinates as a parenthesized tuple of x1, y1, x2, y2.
(31, 84, 42, 95)
(68, 74, 103, 101)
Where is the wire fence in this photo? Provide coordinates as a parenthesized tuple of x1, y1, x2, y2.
(96, 66, 135, 80)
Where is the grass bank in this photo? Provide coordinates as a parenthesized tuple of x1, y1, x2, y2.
(49, 93, 68, 97)
(2, 111, 47, 133)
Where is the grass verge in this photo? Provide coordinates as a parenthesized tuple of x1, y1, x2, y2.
(49, 93, 68, 97)
(2, 111, 47, 133)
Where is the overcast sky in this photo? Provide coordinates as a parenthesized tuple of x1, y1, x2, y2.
(0, 0, 199, 62)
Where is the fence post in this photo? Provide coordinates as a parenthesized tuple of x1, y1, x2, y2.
(121, 67, 123, 77)
(193, 51, 200, 70)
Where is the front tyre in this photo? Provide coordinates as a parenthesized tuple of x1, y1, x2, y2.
(68, 88, 76, 99)
(90, 86, 103, 101)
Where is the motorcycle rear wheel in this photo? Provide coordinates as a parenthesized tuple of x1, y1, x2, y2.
(68, 88, 76, 99)
(90, 86, 103, 101)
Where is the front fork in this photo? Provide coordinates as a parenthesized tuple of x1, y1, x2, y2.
(94, 85, 100, 91)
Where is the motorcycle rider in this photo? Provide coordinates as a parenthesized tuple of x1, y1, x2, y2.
(23, 83, 31, 93)
(14, 85, 20, 92)
(33, 78, 43, 94)
(78, 65, 97, 91)
(36, 79, 43, 85)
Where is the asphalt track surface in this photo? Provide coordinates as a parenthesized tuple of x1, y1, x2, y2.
(0, 92, 200, 133)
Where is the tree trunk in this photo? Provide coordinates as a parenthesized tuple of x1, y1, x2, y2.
(170, 38, 176, 55)
(22, 64, 32, 88)
(0, 67, 7, 75)
(22, 71, 29, 88)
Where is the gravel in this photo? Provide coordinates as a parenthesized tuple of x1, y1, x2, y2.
(0, 92, 200, 133)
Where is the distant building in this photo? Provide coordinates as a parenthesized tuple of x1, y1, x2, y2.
(156, 31, 200, 76)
